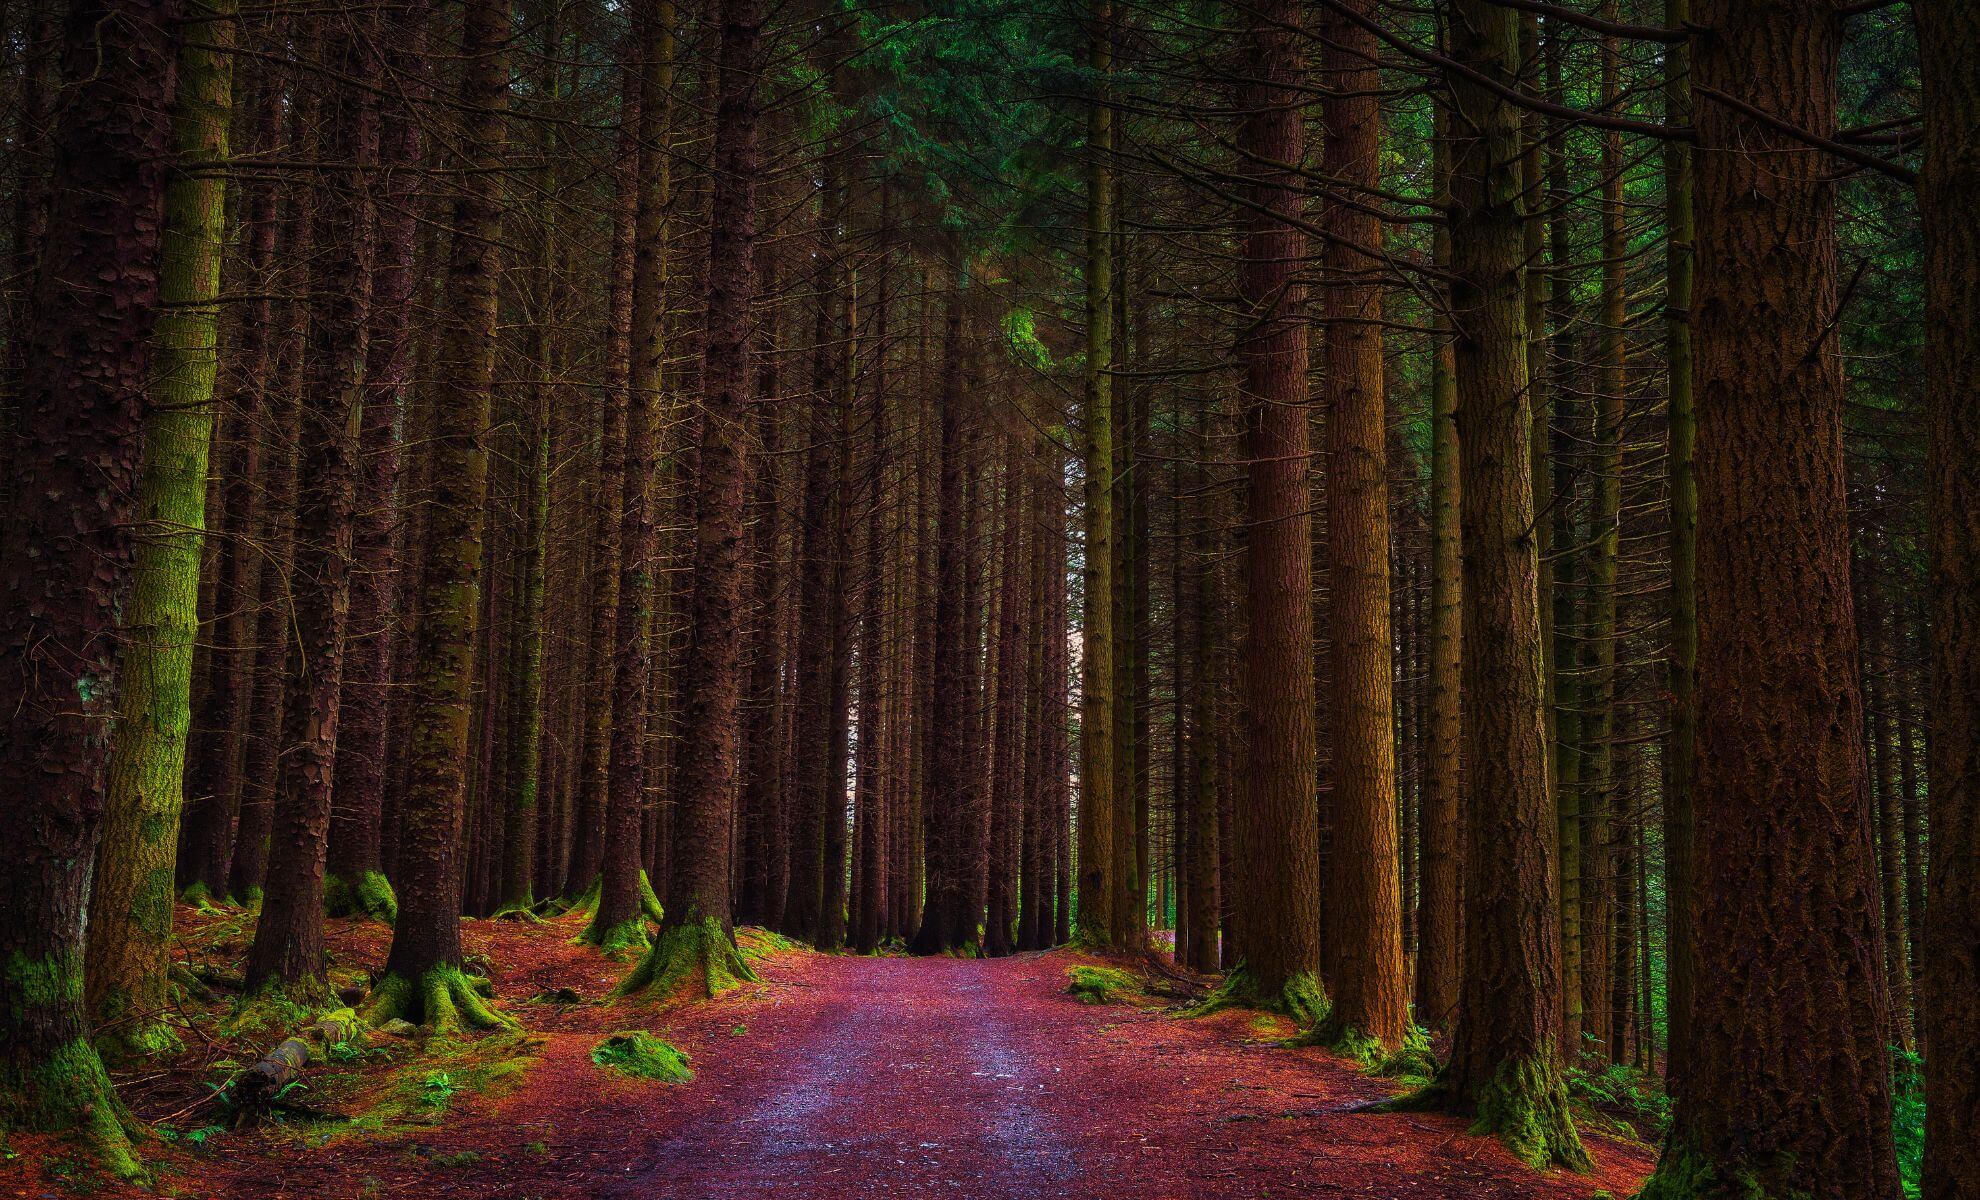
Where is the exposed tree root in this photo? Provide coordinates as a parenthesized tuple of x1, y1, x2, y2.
(2, 1037, 146, 1182)
(360, 966, 517, 1036)
(1382, 1046, 1590, 1172)
(1185, 965, 1329, 1027)
(616, 917, 756, 1002)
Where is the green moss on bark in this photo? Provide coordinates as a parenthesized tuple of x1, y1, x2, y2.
(361, 966, 516, 1037)
(1635, 1140, 1804, 1200)
(323, 870, 398, 924)
(616, 918, 756, 1002)
(1187, 964, 1329, 1027)
(2, 1037, 145, 1181)
(1385, 1045, 1590, 1173)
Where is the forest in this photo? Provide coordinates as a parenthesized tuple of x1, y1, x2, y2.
(0, 0, 1973, 1196)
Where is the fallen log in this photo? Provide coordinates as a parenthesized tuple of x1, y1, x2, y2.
(231, 1007, 362, 1124)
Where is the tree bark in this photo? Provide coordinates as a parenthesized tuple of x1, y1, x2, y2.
(1317, 0, 1406, 1055)
(1226, 0, 1323, 1023)
(1642, 3, 1899, 1195)
(1917, 2, 1980, 1195)
(0, 0, 177, 1169)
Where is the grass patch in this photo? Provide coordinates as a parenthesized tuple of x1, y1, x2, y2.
(590, 1032, 693, 1083)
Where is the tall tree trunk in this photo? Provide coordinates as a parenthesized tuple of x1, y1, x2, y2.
(327, 0, 428, 925)
(1916, 2, 1979, 1195)
(84, 0, 236, 1055)
(366, 0, 515, 1034)
(1227, 0, 1322, 1023)
(1642, 3, 1899, 1195)
(626, 0, 762, 997)
(0, 0, 176, 1170)
(1317, 0, 1406, 1055)
(1660, 0, 1698, 1100)
(910, 285, 976, 956)
(246, 16, 377, 992)
(179, 46, 282, 903)
(1404, 0, 1587, 1171)
(1415, 95, 1462, 1034)
(1077, 0, 1118, 947)
(585, 0, 674, 950)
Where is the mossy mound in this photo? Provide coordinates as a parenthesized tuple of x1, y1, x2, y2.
(616, 917, 757, 1002)
(323, 870, 398, 924)
(1065, 965, 1146, 1005)
(590, 1031, 693, 1083)
(736, 927, 803, 960)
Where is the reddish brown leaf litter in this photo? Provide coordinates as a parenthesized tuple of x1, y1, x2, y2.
(4, 918, 1650, 1198)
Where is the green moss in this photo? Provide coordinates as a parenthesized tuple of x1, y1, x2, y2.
(1635, 1140, 1807, 1200)
(360, 966, 516, 1036)
(2, 1037, 145, 1181)
(4, 950, 84, 1010)
(322, 1030, 538, 1139)
(616, 916, 757, 1001)
(590, 1031, 693, 1083)
(575, 914, 651, 955)
(737, 927, 803, 959)
(1065, 965, 1145, 1005)
(177, 880, 234, 913)
(1386, 1045, 1589, 1173)
(323, 871, 398, 924)
(1186, 964, 1329, 1027)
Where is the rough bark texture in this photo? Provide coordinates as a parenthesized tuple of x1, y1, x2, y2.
(1076, 0, 1117, 948)
(1660, 0, 1697, 1099)
(1415, 0, 1585, 1172)
(1642, 3, 1899, 1196)
(247, 11, 378, 993)
(634, 0, 761, 1000)
(1415, 100, 1462, 1034)
(588, 0, 674, 951)
(910, 289, 975, 957)
(85, 0, 235, 1054)
(0, 0, 177, 1171)
(1917, 2, 1978, 1196)
(329, 0, 429, 922)
(1228, 0, 1323, 1022)
(375, 0, 509, 1016)
(1317, 0, 1406, 1055)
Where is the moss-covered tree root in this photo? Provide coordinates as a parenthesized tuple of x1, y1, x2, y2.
(1298, 1016, 1436, 1080)
(1, 1037, 146, 1182)
(1185, 964, 1329, 1027)
(616, 918, 755, 1002)
(1383, 1047, 1590, 1172)
(1634, 1142, 1787, 1200)
(360, 967, 517, 1036)
(1065, 964, 1146, 1005)
(323, 870, 398, 924)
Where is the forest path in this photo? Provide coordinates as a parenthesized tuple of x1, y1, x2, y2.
(124, 918, 1653, 1199)
(586, 947, 1655, 1199)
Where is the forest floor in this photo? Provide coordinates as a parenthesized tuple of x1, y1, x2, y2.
(4, 906, 1655, 1199)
